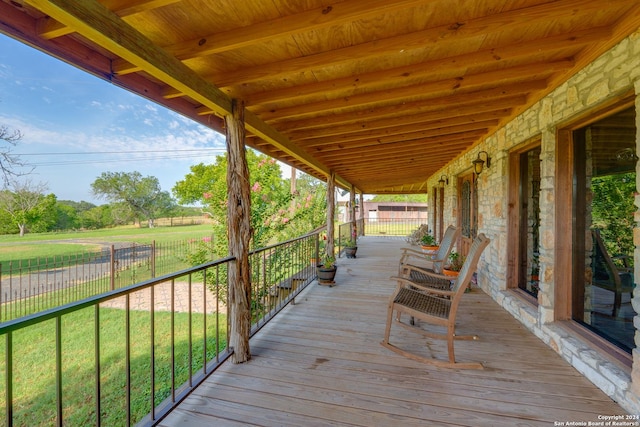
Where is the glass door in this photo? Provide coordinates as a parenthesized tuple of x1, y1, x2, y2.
(572, 106, 636, 352)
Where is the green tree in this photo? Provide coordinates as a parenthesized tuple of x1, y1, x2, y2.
(0, 179, 56, 236)
(78, 204, 115, 229)
(174, 151, 290, 253)
(53, 202, 80, 230)
(91, 171, 176, 228)
(369, 193, 428, 203)
(591, 172, 635, 263)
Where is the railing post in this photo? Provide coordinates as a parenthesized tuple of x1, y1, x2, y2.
(110, 245, 115, 291)
(359, 193, 365, 236)
(350, 184, 356, 241)
(151, 240, 156, 278)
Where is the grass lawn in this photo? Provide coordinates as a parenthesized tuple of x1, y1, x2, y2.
(0, 307, 227, 426)
(0, 223, 212, 271)
(0, 223, 213, 262)
(0, 223, 215, 322)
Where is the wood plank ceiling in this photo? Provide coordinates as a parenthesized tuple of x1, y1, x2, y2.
(1, 0, 640, 194)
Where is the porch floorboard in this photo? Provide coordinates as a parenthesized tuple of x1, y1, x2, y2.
(159, 236, 626, 427)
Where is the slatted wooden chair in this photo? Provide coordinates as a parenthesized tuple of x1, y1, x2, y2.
(398, 225, 460, 279)
(591, 229, 634, 317)
(381, 233, 490, 369)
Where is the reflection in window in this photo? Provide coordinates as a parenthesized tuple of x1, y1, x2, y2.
(573, 107, 636, 353)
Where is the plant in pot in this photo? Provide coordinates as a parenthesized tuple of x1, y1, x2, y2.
(443, 251, 465, 277)
(343, 234, 358, 258)
(317, 253, 337, 284)
(420, 233, 439, 253)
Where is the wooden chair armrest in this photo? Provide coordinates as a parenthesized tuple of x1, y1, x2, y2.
(399, 247, 426, 256)
(389, 275, 455, 298)
(402, 263, 446, 275)
(399, 248, 434, 264)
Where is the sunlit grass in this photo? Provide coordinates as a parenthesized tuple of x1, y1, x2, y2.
(0, 307, 227, 426)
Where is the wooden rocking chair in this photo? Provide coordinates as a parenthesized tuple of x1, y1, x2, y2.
(591, 229, 634, 317)
(381, 233, 490, 369)
(398, 225, 460, 278)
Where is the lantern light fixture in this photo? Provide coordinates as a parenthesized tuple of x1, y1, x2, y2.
(438, 175, 448, 188)
(472, 151, 491, 175)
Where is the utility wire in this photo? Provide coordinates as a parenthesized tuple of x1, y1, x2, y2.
(16, 148, 226, 167)
(16, 148, 225, 156)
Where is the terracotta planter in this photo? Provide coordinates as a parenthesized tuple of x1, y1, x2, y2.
(443, 269, 460, 277)
(344, 246, 358, 258)
(421, 245, 439, 254)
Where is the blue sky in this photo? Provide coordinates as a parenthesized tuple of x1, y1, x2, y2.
(0, 34, 231, 204)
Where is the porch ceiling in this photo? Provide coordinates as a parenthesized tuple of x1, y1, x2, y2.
(1, 0, 639, 194)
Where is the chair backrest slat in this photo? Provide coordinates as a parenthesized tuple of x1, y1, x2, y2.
(451, 233, 490, 295)
(432, 225, 461, 273)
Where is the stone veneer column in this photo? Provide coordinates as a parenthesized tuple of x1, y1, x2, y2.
(630, 81, 640, 402)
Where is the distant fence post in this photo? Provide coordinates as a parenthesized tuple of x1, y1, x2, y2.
(110, 245, 115, 291)
(151, 240, 156, 278)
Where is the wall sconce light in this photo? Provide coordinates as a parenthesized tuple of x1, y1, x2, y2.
(438, 175, 448, 188)
(472, 151, 491, 175)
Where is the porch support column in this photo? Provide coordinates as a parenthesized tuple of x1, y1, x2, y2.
(225, 99, 252, 363)
(631, 82, 640, 393)
(359, 193, 365, 235)
(350, 184, 356, 238)
(326, 172, 335, 259)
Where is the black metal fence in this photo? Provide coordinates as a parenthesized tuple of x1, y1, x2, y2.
(0, 237, 213, 323)
(363, 217, 427, 237)
(0, 230, 321, 427)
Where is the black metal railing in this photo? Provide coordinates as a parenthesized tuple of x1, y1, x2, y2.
(337, 218, 365, 257)
(363, 217, 427, 237)
(0, 237, 212, 323)
(0, 230, 321, 427)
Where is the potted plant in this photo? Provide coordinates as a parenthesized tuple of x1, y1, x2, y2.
(343, 236, 358, 258)
(420, 233, 439, 253)
(443, 251, 465, 277)
(317, 253, 337, 283)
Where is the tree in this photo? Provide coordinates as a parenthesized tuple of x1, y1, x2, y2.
(174, 151, 289, 252)
(91, 171, 176, 228)
(0, 179, 55, 236)
(591, 172, 635, 262)
(0, 124, 31, 185)
(369, 193, 428, 203)
(173, 151, 327, 256)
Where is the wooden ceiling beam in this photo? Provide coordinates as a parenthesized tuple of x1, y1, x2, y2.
(23, 0, 352, 189)
(310, 131, 483, 157)
(254, 80, 546, 124)
(323, 147, 477, 169)
(199, 0, 620, 88)
(113, 0, 435, 74)
(38, 0, 180, 39)
(163, 26, 602, 102)
(288, 109, 510, 142)
(250, 60, 564, 121)
(274, 95, 525, 132)
(300, 120, 497, 148)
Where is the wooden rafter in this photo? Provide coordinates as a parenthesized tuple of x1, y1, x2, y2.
(2, 0, 640, 194)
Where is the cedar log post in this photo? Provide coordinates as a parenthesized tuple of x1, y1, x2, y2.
(359, 193, 365, 236)
(350, 184, 356, 239)
(225, 99, 252, 363)
(326, 172, 335, 260)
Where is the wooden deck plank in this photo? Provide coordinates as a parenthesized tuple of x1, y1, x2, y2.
(159, 236, 626, 427)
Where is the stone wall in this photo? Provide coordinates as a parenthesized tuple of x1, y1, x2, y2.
(428, 30, 640, 413)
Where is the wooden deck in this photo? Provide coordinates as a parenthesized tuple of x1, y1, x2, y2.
(160, 237, 626, 427)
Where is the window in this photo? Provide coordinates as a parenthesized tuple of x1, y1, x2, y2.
(564, 105, 636, 354)
(508, 141, 541, 299)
